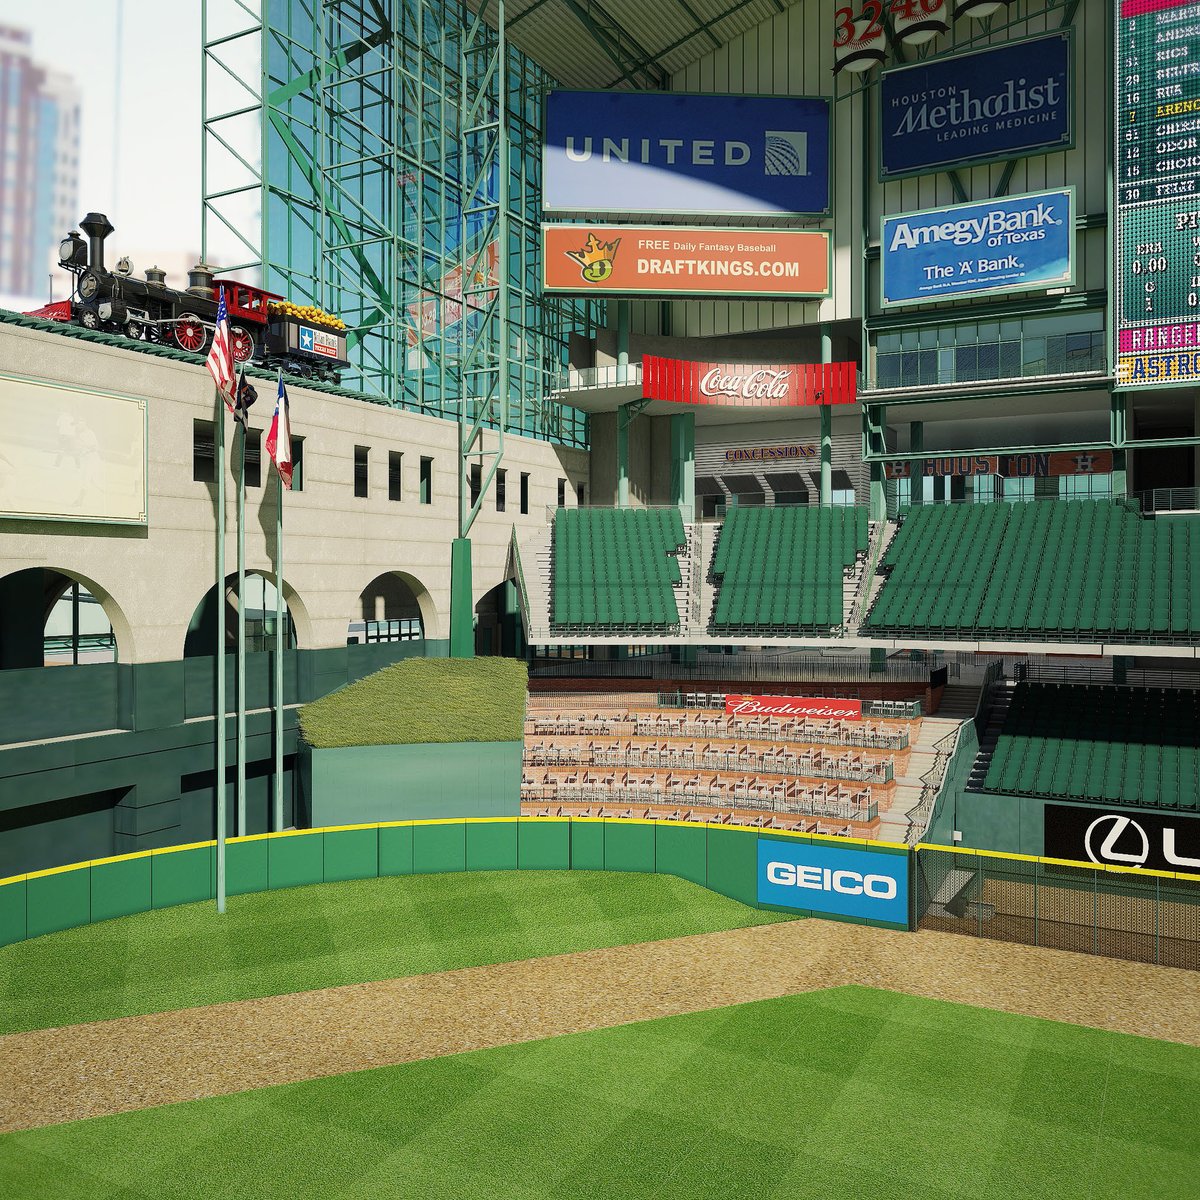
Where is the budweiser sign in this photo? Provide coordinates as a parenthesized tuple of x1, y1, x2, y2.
(700, 367, 791, 401)
(725, 695, 863, 720)
(642, 355, 857, 408)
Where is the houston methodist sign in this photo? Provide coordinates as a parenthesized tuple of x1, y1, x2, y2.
(725, 695, 862, 720)
(757, 840, 909, 924)
(642, 356, 857, 409)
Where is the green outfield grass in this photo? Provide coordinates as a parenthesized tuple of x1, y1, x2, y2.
(0, 871, 794, 1035)
(3, 986, 1196, 1199)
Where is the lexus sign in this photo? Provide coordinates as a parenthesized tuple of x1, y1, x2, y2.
(1044, 804, 1200, 874)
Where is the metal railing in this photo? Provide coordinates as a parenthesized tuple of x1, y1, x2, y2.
(551, 363, 644, 393)
(903, 721, 978, 846)
(1013, 661, 1200, 690)
(1134, 487, 1200, 513)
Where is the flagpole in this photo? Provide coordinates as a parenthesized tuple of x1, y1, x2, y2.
(274, 461, 284, 832)
(214, 389, 227, 914)
(237, 419, 247, 836)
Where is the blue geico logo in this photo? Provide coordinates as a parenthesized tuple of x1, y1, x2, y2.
(757, 840, 909, 925)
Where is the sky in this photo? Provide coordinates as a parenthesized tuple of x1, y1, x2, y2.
(0, 0, 206, 287)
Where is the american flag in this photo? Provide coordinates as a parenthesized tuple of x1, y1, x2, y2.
(206, 286, 236, 411)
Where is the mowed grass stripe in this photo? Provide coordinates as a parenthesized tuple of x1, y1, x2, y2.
(2, 987, 1198, 1200)
(0, 871, 795, 1035)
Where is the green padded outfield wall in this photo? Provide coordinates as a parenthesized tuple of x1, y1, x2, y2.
(0, 818, 914, 949)
(302, 743, 523, 827)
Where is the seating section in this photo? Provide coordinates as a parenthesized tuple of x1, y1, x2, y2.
(865, 500, 1200, 641)
(710, 505, 867, 634)
(551, 507, 685, 632)
(982, 683, 1200, 810)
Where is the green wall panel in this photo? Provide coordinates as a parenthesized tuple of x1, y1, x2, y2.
(654, 823, 707, 886)
(90, 856, 152, 924)
(227, 839, 269, 897)
(0, 878, 26, 947)
(706, 827, 759, 906)
(569, 821, 605, 871)
(467, 821, 519, 872)
(268, 833, 324, 891)
(413, 822, 466, 874)
(378, 825, 414, 876)
(603, 821, 655, 874)
(26, 868, 90, 938)
(322, 828, 380, 882)
(153, 845, 213, 908)
(517, 820, 570, 871)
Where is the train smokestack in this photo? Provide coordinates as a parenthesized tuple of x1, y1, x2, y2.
(186, 262, 216, 300)
(79, 212, 114, 272)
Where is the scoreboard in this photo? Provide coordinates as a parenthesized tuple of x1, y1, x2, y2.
(1116, 0, 1200, 388)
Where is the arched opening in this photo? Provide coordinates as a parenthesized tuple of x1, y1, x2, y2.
(474, 580, 525, 658)
(184, 572, 299, 657)
(0, 568, 128, 669)
(350, 572, 436, 645)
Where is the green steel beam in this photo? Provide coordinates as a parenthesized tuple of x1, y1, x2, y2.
(557, 0, 669, 89)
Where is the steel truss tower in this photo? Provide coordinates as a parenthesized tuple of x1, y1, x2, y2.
(202, 0, 600, 653)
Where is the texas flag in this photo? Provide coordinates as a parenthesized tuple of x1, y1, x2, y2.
(265, 371, 293, 488)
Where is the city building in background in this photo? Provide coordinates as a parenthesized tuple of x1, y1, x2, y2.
(0, 24, 79, 306)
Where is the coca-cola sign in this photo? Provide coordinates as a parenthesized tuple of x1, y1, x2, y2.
(642, 355, 857, 408)
(725, 695, 863, 721)
(700, 368, 792, 401)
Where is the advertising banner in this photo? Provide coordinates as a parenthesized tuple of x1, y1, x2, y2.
(757, 839, 910, 924)
(725, 695, 863, 720)
(1044, 804, 1200, 874)
(881, 188, 1075, 308)
(883, 451, 1114, 480)
(0, 375, 147, 525)
(544, 90, 830, 216)
(541, 225, 830, 298)
(642, 356, 857, 409)
(880, 32, 1073, 180)
(1114, 2, 1200, 388)
(723, 445, 817, 464)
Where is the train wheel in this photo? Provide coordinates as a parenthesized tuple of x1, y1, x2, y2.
(230, 326, 254, 364)
(79, 307, 100, 330)
(125, 319, 144, 341)
(173, 313, 207, 353)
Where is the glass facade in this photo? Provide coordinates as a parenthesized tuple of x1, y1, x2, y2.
(874, 310, 1107, 391)
(262, 0, 597, 447)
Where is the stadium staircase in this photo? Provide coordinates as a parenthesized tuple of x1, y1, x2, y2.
(878, 704, 973, 843)
(966, 681, 1015, 791)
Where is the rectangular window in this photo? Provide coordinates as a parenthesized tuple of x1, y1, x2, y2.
(577, 482, 586, 506)
(419, 456, 433, 504)
(495, 468, 506, 512)
(557, 477, 566, 507)
(388, 451, 403, 501)
(354, 445, 369, 498)
(243, 427, 262, 489)
(289, 436, 304, 492)
(193, 419, 214, 483)
(469, 463, 481, 508)
(520, 472, 530, 515)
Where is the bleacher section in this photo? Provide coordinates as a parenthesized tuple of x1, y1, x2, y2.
(980, 683, 1200, 810)
(551, 507, 685, 633)
(865, 500, 1200, 642)
(710, 505, 868, 634)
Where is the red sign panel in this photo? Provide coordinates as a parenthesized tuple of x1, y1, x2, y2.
(725, 695, 863, 721)
(642, 355, 856, 409)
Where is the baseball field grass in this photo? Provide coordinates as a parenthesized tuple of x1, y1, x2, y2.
(0, 870, 795, 1034)
(3, 984, 1196, 1199)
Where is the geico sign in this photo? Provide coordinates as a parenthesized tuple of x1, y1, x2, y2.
(765, 861, 898, 899)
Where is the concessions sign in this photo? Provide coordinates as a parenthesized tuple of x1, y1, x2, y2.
(725, 695, 863, 720)
(541, 225, 830, 298)
(643, 356, 857, 409)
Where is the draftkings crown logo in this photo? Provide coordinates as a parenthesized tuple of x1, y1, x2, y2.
(565, 232, 621, 283)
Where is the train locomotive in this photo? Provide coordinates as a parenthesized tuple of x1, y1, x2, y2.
(44, 212, 350, 383)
